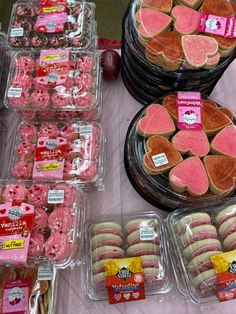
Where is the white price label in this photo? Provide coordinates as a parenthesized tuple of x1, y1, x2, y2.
(140, 226, 155, 241)
(10, 27, 24, 37)
(152, 153, 168, 168)
(48, 190, 64, 204)
(38, 265, 53, 281)
(79, 125, 92, 138)
(7, 87, 22, 98)
(74, 139, 83, 151)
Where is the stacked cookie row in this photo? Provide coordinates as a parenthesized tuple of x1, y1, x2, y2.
(91, 219, 162, 287)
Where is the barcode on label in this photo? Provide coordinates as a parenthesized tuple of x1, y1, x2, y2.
(10, 27, 24, 37)
(48, 190, 64, 204)
(152, 153, 168, 168)
(140, 226, 155, 241)
(7, 87, 22, 98)
(38, 265, 53, 281)
(79, 125, 92, 138)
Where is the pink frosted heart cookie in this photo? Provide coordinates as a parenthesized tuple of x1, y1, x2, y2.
(172, 130, 210, 157)
(137, 104, 175, 137)
(182, 35, 218, 68)
(169, 156, 209, 196)
(172, 5, 200, 35)
(211, 125, 236, 157)
(204, 52, 220, 69)
(135, 8, 172, 39)
(142, 0, 173, 13)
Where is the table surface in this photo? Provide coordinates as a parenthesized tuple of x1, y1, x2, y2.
(1, 59, 236, 314)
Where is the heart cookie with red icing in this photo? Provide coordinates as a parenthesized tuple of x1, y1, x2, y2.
(202, 100, 232, 135)
(200, 0, 234, 16)
(172, 5, 200, 35)
(146, 32, 183, 70)
(172, 130, 210, 157)
(163, 94, 178, 121)
(176, 0, 203, 9)
(204, 155, 236, 194)
(143, 135, 183, 174)
(169, 156, 209, 196)
(142, 0, 173, 13)
(211, 125, 236, 157)
(182, 35, 218, 68)
(137, 104, 176, 137)
(135, 8, 172, 40)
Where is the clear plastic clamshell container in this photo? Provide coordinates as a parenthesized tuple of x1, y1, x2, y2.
(131, 0, 236, 72)
(4, 50, 102, 117)
(9, 121, 105, 189)
(7, 0, 96, 51)
(124, 93, 236, 211)
(0, 119, 7, 169)
(0, 180, 86, 268)
(167, 199, 236, 304)
(0, 265, 58, 313)
(84, 211, 172, 300)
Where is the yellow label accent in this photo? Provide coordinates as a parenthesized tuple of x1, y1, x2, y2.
(211, 250, 236, 274)
(43, 163, 60, 171)
(105, 257, 143, 276)
(43, 6, 57, 13)
(4, 240, 24, 250)
(44, 54, 60, 61)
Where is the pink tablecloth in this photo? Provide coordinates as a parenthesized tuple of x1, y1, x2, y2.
(1, 59, 236, 314)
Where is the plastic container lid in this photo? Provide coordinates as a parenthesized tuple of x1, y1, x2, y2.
(124, 93, 236, 210)
(6, 1, 96, 51)
(167, 199, 236, 304)
(131, 0, 236, 71)
(4, 50, 102, 114)
(84, 211, 172, 300)
(9, 121, 105, 189)
(0, 180, 86, 268)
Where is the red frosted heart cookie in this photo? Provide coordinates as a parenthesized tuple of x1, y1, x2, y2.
(200, 0, 234, 17)
(146, 32, 183, 70)
(204, 155, 236, 194)
(172, 5, 200, 35)
(142, 0, 173, 13)
(169, 156, 209, 196)
(135, 8, 172, 39)
(202, 100, 232, 135)
(137, 104, 176, 137)
(176, 0, 203, 9)
(211, 125, 236, 157)
(182, 35, 218, 68)
(172, 130, 210, 157)
(143, 135, 183, 174)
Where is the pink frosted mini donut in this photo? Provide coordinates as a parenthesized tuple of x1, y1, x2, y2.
(12, 161, 33, 179)
(8, 88, 30, 109)
(63, 161, 74, 180)
(33, 207, 48, 231)
(77, 160, 98, 181)
(38, 124, 59, 138)
(12, 74, 33, 89)
(60, 125, 78, 141)
(77, 56, 94, 73)
(2, 184, 28, 204)
(48, 207, 74, 233)
(19, 123, 37, 142)
(45, 232, 72, 262)
(75, 73, 93, 91)
(15, 56, 35, 73)
(19, 111, 36, 120)
(31, 89, 50, 109)
(28, 184, 49, 206)
(28, 231, 44, 259)
(73, 91, 93, 108)
(16, 141, 35, 160)
(51, 89, 72, 108)
(51, 183, 76, 206)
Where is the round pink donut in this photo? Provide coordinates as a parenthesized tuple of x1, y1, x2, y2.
(12, 161, 33, 179)
(44, 232, 72, 262)
(28, 184, 49, 206)
(2, 184, 28, 204)
(19, 123, 37, 142)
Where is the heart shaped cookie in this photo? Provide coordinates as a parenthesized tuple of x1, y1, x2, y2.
(143, 135, 183, 174)
(211, 125, 236, 157)
(204, 155, 236, 194)
(176, 0, 203, 9)
(202, 100, 232, 135)
(172, 5, 200, 35)
(163, 94, 178, 121)
(146, 32, 183, 70)
(169, 156, 209, 196)
(182, 35, 218, 68)
(135, 8, 172, 39)
(200, 0, 234, 17)
(204, 52, 220, 69)
(211, 35, 236, 51)
(142, 0, 173, 13)
(172, 130, 210, 157)
(137, 104, 176, 137)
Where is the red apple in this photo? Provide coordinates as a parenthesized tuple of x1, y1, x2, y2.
(101, 49, 121, 81)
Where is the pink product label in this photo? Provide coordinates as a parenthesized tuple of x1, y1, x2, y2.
(33, 159, 65, 180)
(198, 13, 236, 38)
(35, 12, 67, 33)
(3, 279, 29, 314)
